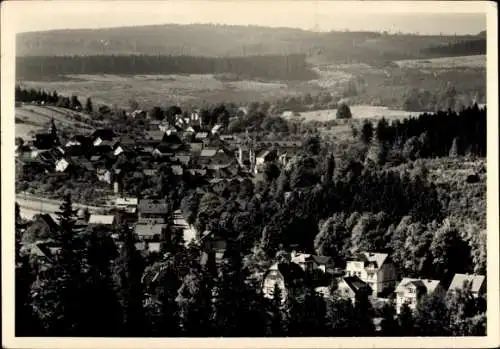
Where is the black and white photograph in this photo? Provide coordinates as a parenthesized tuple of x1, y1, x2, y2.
(1, 1, 498, 348)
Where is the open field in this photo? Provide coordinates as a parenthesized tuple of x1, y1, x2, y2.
(394, 54, 486, 69)
(15, 105, 94, 139)
(17, 74, 321, 109)
(298, 105, 420, 122)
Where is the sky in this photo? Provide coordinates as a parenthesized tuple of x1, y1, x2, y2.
(6, 1, 488, 35)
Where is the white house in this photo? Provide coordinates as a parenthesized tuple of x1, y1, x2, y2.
(55, 158, 70, 172)
(345, 252, 397, 296)
(113, 145, 124, 157)
(261, 262, 305, 304)
(96, 169, 112, 184)
(395, 278, 445, 314)
(172, 209, 197, 246)
(115, 197, 138, 213)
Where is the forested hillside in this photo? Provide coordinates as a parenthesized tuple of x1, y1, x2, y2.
(17, 24, 485, 64)
(16, 54, 316, 81)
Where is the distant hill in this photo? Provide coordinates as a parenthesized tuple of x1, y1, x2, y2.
(16, 23, 484, 63)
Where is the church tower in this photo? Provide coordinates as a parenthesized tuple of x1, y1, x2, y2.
(48, 118, 60, 146)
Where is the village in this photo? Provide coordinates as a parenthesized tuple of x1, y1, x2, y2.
(14, 99, 486, 334)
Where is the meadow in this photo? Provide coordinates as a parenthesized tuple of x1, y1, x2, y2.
(15, 104, 94, 139)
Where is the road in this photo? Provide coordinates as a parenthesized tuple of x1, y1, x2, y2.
(16, 192, 104, 220)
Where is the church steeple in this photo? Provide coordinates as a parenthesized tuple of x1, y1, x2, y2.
(48, 118, 60, 146)
(48, 118, 57, 135)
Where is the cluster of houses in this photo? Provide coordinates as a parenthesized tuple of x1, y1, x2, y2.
(260, 250, 486, 314)
(15, 113, 304, 189)
(16, 113, 307, 270)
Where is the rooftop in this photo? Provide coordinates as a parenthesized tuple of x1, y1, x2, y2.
(449, 274, 486, 293)
(138, 199, 169, 215)
(88, 214, 115, 225)
(134, 224, 167, 237)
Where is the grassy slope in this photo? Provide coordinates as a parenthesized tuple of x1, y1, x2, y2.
(15, 105, 94, 139)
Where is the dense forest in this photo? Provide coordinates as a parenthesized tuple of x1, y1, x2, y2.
(16, 54, 316, 81)
(421, 38, 486, 57)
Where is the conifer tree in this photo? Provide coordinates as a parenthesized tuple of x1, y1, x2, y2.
(157, 256, 182, 336)
(176, 268, 214, 336)
(212, 243, 254, 336)
(398, 303, 415, 336)
(379, 303, 400, 336)
(15, 211, 39, 336)
(80, 228, 122, 336)
(84, 97, 93, 114)
(114, 223, 146, 336)
(31, 195, 85, 335)
(265, 284, 287, 336)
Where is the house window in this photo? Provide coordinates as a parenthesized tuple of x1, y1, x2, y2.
(409, 288, 415, 294)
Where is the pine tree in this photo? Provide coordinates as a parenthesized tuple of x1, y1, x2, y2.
(31, 195, 85, 335)
(70, 95, 82, 110)
(398, 303, 415, 336)
(80, 228, 122, 336)
(379, 303, 400, 336)
(15, 214, 39, 336)
(449, 137, 460, 157)
(352, 292, 375, 336)
(176, 268, 214, 336)
(156, 256, 181, 336)
(324, 153, 336, 184)
(361, 120, 374, 145)
(266, 284, 287, 336)
(84, 97, 93, 114)
(114, 223, 146, 336)
(325, 294, 358, 336)
(212, 243, 254, 336)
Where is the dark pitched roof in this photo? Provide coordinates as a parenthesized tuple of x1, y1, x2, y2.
(34, 133, 57, 150)
(343, 276, 372, 294)
(138, 199, 168, 215)
(145, 130, 166, 142)
(266, 262, 306, 286)
(92, 129, 117, 141)
(69, 156, 94, 171)
(163, 134, 183, 145)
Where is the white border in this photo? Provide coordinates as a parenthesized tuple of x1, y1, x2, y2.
(2, 1, 499, 348)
